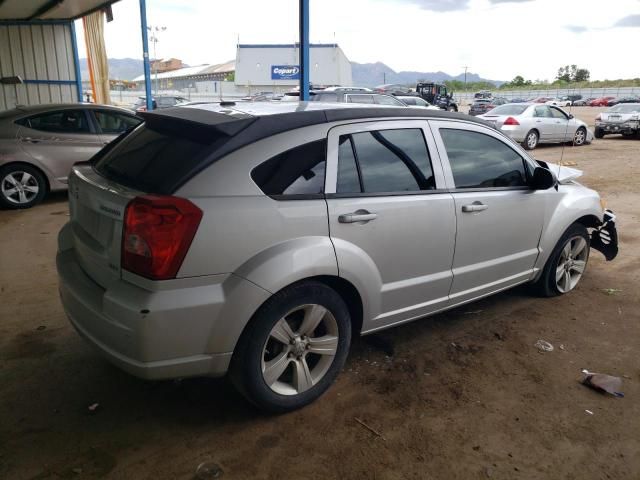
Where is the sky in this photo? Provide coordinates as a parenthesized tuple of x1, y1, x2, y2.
(75, 0, 640, 82)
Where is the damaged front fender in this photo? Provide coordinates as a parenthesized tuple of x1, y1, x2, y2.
(591, 210, 618, 261)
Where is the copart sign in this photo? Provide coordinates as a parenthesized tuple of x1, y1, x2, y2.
(271, 65, 300, 80)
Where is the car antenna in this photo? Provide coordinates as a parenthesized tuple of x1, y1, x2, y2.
(558, 89, 575, 176)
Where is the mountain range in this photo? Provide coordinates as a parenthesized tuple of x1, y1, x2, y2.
(82, 57, 503, 87)
(79, 58, 145, 82)
(351, 61, 503, 87)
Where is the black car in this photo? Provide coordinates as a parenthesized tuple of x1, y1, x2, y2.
(468, 97, 509, 116)
(310, 91, 407, 106)
(607, 96, 640, 106)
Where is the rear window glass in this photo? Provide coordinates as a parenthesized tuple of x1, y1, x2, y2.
(251, 140, 326, 197)
(489, 105, 528, 115)
(93, 126, 213, 194)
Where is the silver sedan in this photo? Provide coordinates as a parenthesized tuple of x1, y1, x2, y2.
(478, 103, 591, 150)
(0, 104, 141, 209)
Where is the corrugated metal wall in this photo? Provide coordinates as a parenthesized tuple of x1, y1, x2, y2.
(0, 22, 79, 111)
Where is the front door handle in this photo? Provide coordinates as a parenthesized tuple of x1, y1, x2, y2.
(338, 210, 377, 224)
(461, 203, 488, 213)
(21, 137, 40, 143)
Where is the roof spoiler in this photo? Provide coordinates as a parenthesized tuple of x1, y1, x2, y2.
(139, 107, 257, 142)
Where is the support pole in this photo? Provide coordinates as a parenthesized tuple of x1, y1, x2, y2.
(299, 0, 309, 101)
(69, 21, 83, 102)
(139, 0, 153, 110)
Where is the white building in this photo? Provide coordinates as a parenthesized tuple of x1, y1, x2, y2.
(235, 43, 352, 92)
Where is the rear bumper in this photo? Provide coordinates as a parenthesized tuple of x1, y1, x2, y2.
(56, 247, 254, 380)
(499, 125, 527, 142)
(595, 121, 639, 133)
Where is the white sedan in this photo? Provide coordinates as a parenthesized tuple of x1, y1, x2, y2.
(546, 98, 572, 107)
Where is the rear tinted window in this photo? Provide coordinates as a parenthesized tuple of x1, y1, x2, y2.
(251, 140, 326, 197)
(337, 128, 435, 193)
(94, 126, 213, 194)
(488, 105, 528, 115)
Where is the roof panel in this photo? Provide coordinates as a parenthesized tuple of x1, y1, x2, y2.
(0, 0, 120, 21)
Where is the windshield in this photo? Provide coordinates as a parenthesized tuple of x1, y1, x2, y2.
(486, 104, 529, 115)
(609, 104, 640, 113)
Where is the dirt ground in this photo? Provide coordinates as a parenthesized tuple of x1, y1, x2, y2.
(0, 107, 638, 480)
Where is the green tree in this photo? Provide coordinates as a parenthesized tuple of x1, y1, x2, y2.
(574, 68, 590, 82)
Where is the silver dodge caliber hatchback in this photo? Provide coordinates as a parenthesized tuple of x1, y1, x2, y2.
(57, 103, 618, 412)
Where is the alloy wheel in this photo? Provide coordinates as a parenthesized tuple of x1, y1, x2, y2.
(1, 171, 40, 205)
(261, 304, 339, 396)
(555, 236, 588, 293)
(527, 132, 538, 149)
(574, 128, 586, 145)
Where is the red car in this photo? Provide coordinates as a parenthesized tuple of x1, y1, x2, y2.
(588, 96, 615, 107)
(532, 97, 553, 103)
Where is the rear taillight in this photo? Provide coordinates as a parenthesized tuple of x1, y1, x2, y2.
(503, 116, 520, 125)
(122, 196, 203, 280)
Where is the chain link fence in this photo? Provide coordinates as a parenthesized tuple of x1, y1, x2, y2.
(455, 86, 640, 105)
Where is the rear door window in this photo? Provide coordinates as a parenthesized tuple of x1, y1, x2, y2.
(347, 95, 374, 104)
(375, 95, 404, 106)
(251, 140, 326, 197)
(93, 110, 142, 134)
(336, 128, 435, 193)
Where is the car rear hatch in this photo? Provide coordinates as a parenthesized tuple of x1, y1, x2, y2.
(66, 106, 257, 287)
(67, 166, 137, 288)
(601, 113, 624, 123)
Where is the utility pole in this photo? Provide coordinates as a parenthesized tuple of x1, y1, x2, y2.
(463, 66, 469, 92)
(147, 25, 166, 95)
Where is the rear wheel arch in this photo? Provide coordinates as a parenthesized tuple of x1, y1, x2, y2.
(232, 275, 364, 355)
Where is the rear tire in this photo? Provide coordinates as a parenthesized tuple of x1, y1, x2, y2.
(0, 164, 47, 209)
(229, 281, 351, 413)
(447, 105, 457, 112)
(594, 128, 605, 139)
(522, 130, 539, 150)
(533, 223, 590, 297)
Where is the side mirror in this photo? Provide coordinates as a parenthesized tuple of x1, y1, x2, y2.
(568, 114, 574, 119)
(531, 166, 556, 190)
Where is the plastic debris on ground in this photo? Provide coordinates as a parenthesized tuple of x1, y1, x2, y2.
(534, 340, 554, 352)
(581, 369, 624, 397)
(195, 462, 223, 479)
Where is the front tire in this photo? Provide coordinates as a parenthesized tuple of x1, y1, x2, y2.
(522, 129, 539, 150)
(447, 105, 457, 112)
(0, 164, 47, 209)
(534, 223, 590, 297)
(573, 127, 587, 146)
(229, 281, 351, 413)
(594, 128, 605, 139)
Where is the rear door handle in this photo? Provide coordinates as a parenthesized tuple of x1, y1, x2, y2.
(338, 210, 377, 223)
(21, 137, 40, 143)
(461, 203, 488, 213)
